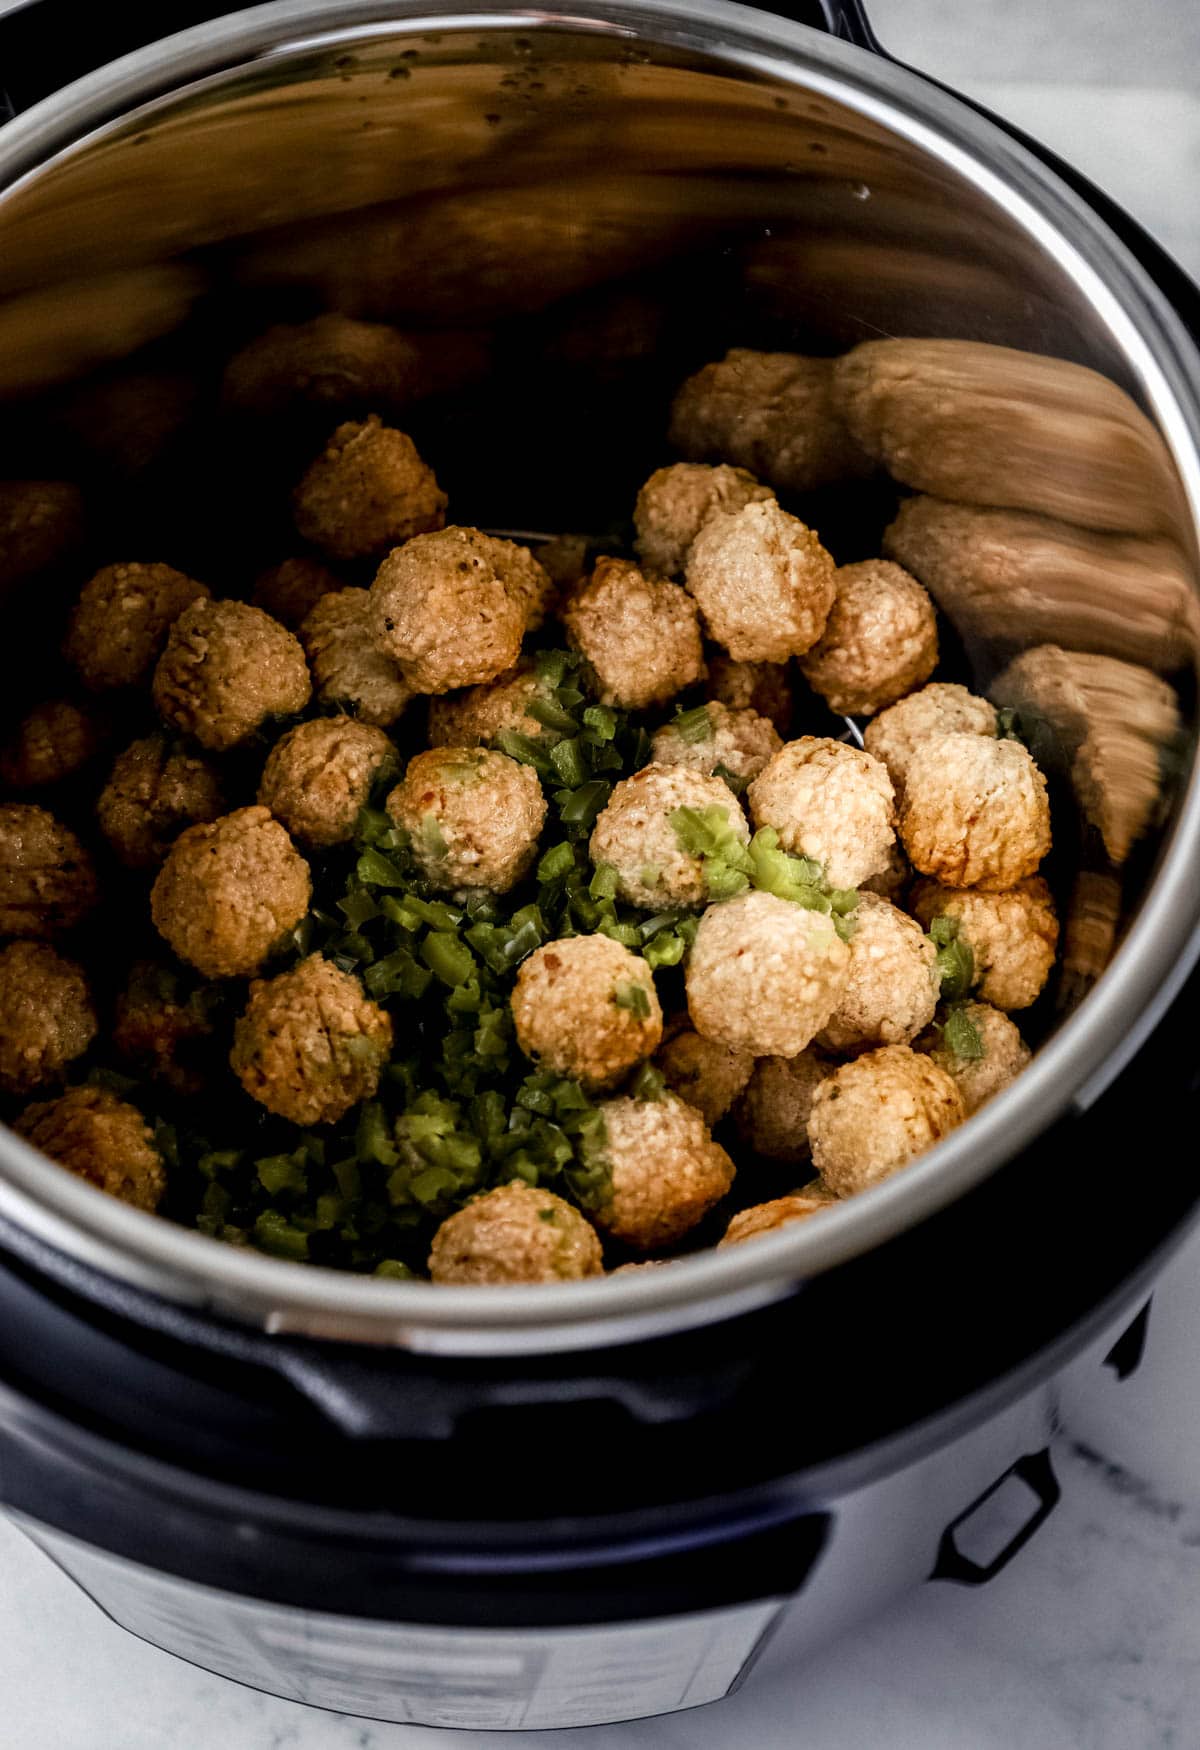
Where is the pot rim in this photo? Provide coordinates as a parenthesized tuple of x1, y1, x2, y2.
(1, 0, 1198, 1354)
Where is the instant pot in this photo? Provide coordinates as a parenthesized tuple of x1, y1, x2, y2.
(0, 0, 1198, 1729)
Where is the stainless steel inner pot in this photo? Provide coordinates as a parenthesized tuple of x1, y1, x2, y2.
(0, 0, 1197, 1353)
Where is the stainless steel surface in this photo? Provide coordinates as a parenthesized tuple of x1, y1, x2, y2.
(0, 0, 1198, 1350)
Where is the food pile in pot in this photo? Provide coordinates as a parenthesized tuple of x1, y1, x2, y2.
(0, 333, 1067, 1283)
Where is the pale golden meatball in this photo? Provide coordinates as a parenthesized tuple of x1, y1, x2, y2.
(252, 555, 342, 629)
(910, 877, 1060, 1012)
(292, 415, 446, 561)
(733, 1050, 833, 1164)
(809, 1044, 965, 1196)
(511, 935, 662, 1091)
(900, 732, 1051, 890)
(231, 954, 393, 1126)
(686, 500, 836, 663)
(428, 658, 553, 747)
(0, 480, 83, 590)
(151, 806, 311, 979)
(589, 1093, 736, 1250)
(747, 737, 895, 890)
(686, 890, 850, 1058)
(428, 1181, 603, 1284)
(916, 1000, 1031, 1115)
(222, 314, 427, 417)
(707, 653, 794, 737)
(817, 892, 938, 1052)
(668, 349, 871, 492)
(633, 462, 774, 578)
(475, 531, 555, 633)
(0, 804, 97, 938)
(64, 562, 209, 692)
(153, 599, 311, 753)
(798, 560, 938, 717)
(563, 556, 704, 710)
(259, 717, 398, 848)
(0, 699, 103, 791)
(654, 1025, 754, 1127)
(301, 587, 414, 727)
(16, 1086, 165, 1212)
(719, 1191, 833, 1247)
(650, 701, 781, 788)
(112, 960, 216, 1097)
(863, 682, 998, 797)
(386, 747, 546, 893)
(371, 527, 527, 694)
(0, 942, 96, 1095)
(97, 734, 224, 870)
(589, 764, 750, 911)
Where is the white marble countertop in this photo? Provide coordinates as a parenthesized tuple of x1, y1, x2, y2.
(2, 3, 1199, 1747)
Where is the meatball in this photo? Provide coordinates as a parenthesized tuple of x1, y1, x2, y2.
(428, 1181, 604, 1284)
(733, 1049, 833, 1164)
(589, 1093, 736, 1250)
(386, 747, 546, 893)
(668, 349, 871, 493)
(153, 599, 312, 752)
(15, 1086, 165, 1212)
(97, 734, 224, 869)
(589, 764, 750, 911)
(900, 732, 1051, 890)
(654, 1024, 754, 1127)
(428, 658, 553, 747)
(863, 682, 997, 797)
(0, 804, 97, 938)
(798, 560, 938, 717)
(511, 935, 662, 1091)
(686, 890, 850, 1058)
(113, 960, 216, 1096)
(916, 1000, 1031, 1115)
(747, 737, 896, 890)
(685, 499, 836, 663)
(252, 555, 342, 629)
(910, 877, 1060, 1012)
(809, 1044, 965, 1196)
(650, 701, 781, 788)
(64, 562, 209, 692)
(259, 717, 398, 848)
(292, 414, 446, 561)
(371, 527, 527, 695)
(0, 479, 83, 590)
(817, 892, 938, 1052)
(633, 462, 774, 578)
(231, 954, 393, 1126)
(151, 806, 311, 979)
(563, 556, 704, 710)
(860, 839, 911, 902)
(0, 698, 103, 791)
(474, 531, 555, 633)
(719, 1191, 833, 1247)
(222, 314, 427, 417)
(301, 587, 414, 727)
(707, 653, 793, 737)
(0, 942, 96, 1095)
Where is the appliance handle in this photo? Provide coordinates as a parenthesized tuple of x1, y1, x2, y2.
(928, 1448, 1061, 1586)
(809, 0, 884, 53)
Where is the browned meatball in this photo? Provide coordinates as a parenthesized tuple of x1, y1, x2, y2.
(809, 1044, 965, 1196)
(685, 500, 836, 663)
(654, 1024, 754, 1127)
(150, 806, 312, 979)
(0, 804, 97, 938)
(798, 560, 938, 717)
(370, 527, 529, 694)
(427, 658, 553, 747)
(734, 1051, 833, 1165)
(563, 557, 704, 710)
(0, 480, 83, 590)
(747, 737, 896, 890)
(64, 562, 209, 692)
(719, 1191, 834, 1247)
(113, 960, 217, 1096)
(0, 699, 104, 791)
(816, 892, 938, 1052)
(259, 717, 398, 848)
(386, 747, 546, 893)
(863, 682, 997, 798)
(915, 1000, 1031, 1115)
(222, 314, 428, 417)
(910, 877, 1060, 1012)
(15, 1086, 165, 1212)
(0, 942, 96, 1095)
(707, 652, 794, 737)
(97, 734, 225, 870)
(510, 935, 663, 1091)
(686, 891, 850, 1059)
(301, 587, 414, 727)
(650, 701, 781, 788)
(589, 764, 750, 911)
(589, 1093, 736, 1250)
(231, 955, 393, 1125)
(428, 1182, 604, 1285)
(633, 462, 774, 578)
(900, 732, 1051, 890)
(153, 599, 312, 752)
(292, 415, 446, 561)
(251, 555, 342, 629)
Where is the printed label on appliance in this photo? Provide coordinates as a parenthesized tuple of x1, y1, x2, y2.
(14, 1515, 783, 1729)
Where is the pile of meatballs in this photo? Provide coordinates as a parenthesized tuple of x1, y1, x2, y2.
(0, 330, 1060, 1284)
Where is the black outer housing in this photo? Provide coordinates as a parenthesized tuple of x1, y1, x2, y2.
(0, 0, 1198, 1631)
